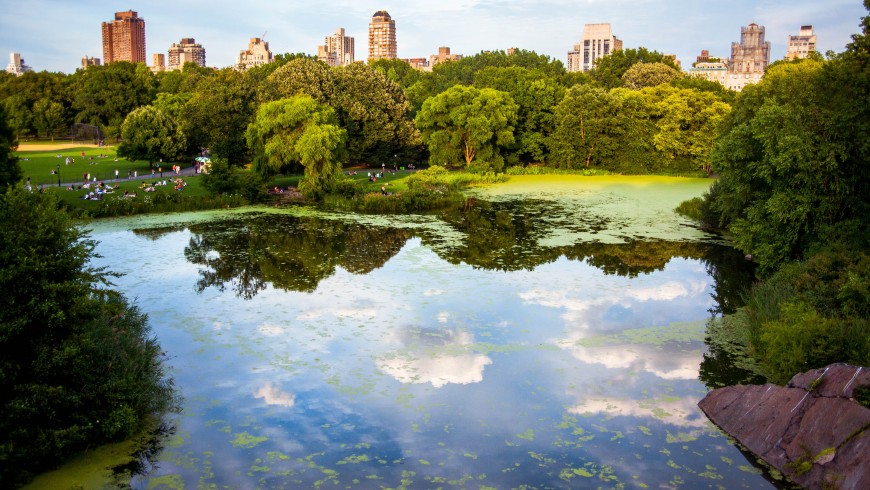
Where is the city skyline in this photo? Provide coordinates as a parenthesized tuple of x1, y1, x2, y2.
(0, 0, 865, 73)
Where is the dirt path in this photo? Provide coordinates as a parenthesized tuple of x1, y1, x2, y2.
(17, 142, 102, 152)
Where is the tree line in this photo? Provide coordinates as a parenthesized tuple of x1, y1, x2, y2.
(0, 46, 735, 181)
(693, 1, 870, 386)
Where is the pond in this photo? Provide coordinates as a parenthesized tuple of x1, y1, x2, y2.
(28, 176, 779, 489)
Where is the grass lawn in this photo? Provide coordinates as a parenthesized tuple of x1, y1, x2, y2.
(16, 145, 191, 188)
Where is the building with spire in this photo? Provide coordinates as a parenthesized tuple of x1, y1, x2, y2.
(318, 28, 354, 67)
(237, 37, 273, 70)
(368, 10, 397, 61)
(101, 10, 146, 64)
(786, 25, 817, 60)
(725, 23, 770, 91)
(167, 38, 206, 70)
(567, 23, 622, 72)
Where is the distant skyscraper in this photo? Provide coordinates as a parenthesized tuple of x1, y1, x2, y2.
(786, 25, 817, 60)
(6, 53, 32, 76)
(101, 10, 146, 64)
(167, 38, 206, 70)
(318, 28, 354, 67)
(237, 37, 273, 70)
(726, 23, 770, 91)
(368, 10, 397, 61)
(567, 23, 622, 72)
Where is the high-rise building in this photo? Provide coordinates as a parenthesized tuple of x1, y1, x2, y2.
(725, 23, 770, 91)
(168, 38, 206, 70)
(237, 37, 273, 70)
(318, 28, 354, 67)
(101, 10, 146, 64)
(81, 56, 101, 70)
(5, 53, 32, 76)
(368, 10, 397, 61)
(786, 25, 817, 60)
(567, 23, 622, 72)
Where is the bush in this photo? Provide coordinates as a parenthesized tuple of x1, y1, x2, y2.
(0, 189, 178, 486)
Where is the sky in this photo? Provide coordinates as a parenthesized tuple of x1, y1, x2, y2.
(1, 0, 867, 74)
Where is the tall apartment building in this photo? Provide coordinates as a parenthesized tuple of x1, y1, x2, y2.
(567, 23, 622, 72)
(786, 25, 817, 60)
(5, 53, 32, 76)
(725, 23, 770, 91)
(237, 37, 273, 70)
(368, 10, 397, 61)
(101, 10, 146, 64)
(81, 56, 101, 70)
(317, 28, 354, 67)
(168, 38, 206, 70)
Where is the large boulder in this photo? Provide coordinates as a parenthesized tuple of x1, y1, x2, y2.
(698, 363, 870, 489)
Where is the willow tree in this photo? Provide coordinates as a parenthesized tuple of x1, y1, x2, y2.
(414, 85, 518, 173)
(245, 95, 346, 198)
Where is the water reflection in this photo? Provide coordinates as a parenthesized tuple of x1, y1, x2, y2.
(377, 327, 493, 388)
(180, 202, 754, 316)
(64, 179, 778, 489)
(183, 213, 412, 297)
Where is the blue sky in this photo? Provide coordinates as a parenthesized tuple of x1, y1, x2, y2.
(1, 0, 866, 73)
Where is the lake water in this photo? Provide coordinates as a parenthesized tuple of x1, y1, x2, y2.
(29, 176, 779, 489)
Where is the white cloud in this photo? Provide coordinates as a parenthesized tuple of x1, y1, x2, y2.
(254, 382, 296, 407)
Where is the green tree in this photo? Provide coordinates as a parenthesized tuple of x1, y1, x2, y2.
(0, 104, 22, 188)
(645, 85, 730, 174)
(72, 62, 155, 140)
(622, 62, 684, 89)
(0, 189, 176, 486)
(264, 60, 421, 165)
(415, 85, 518, 173)
(31, 98, 67, 141)
(549, 85, 624, 169)
(591, 47, 679, 89)
(246, 96, 346, 198)
(117, 106, 186, 166)
(182, 68, 256, 165)
(1, 94, 33, 139)
(708, 55, 869, 272)
(473, 66, 565, 164)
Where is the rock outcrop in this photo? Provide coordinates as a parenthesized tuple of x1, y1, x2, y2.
(698, 363, 870, 489)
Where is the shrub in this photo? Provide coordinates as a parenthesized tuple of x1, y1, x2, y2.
(0, 189, 178, 486)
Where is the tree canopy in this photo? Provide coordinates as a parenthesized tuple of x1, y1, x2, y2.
(591, 47, 680, 89)
(118, 105, 186, 165)
(246, 96, 346, 198)
(415, 85, 518, 173)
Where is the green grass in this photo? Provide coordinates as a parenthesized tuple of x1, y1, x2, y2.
(16, 146, 189, 188)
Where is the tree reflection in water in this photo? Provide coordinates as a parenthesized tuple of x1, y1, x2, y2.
(179, 199, 755, 312)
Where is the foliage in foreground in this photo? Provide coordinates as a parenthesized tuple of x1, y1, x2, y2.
(693, 3, 870, 385)
(0, 189, 178, 486)
(711, 245, 870, 385)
